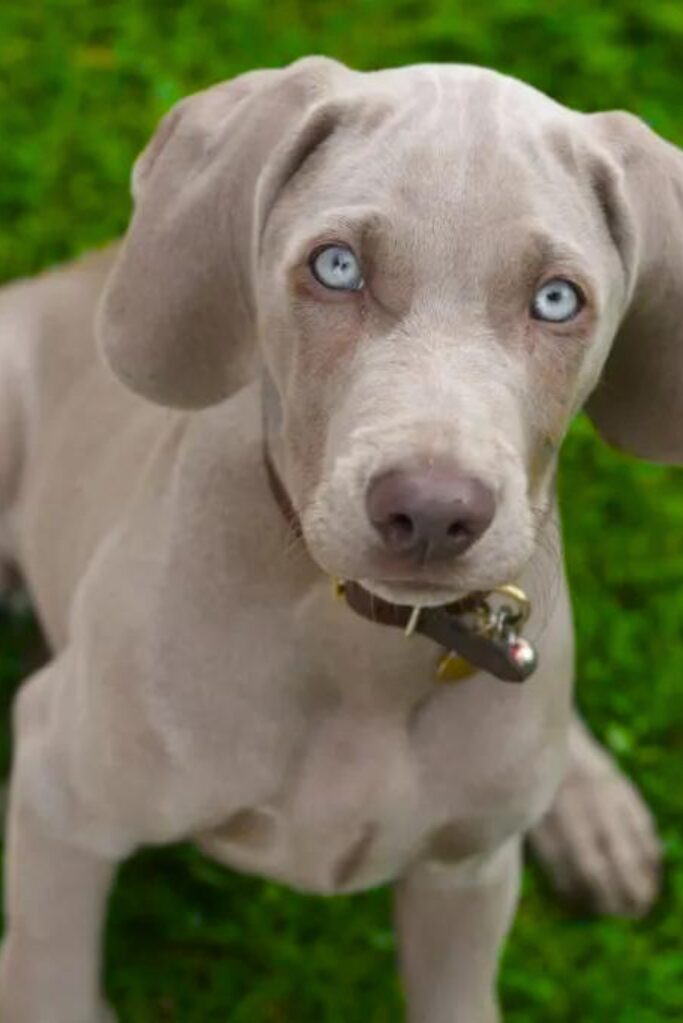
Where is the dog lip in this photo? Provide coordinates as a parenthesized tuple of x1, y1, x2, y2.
(374, 579, 454, 592)
(359, 578, 467, 606)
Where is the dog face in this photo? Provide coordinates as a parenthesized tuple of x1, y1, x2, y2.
(256, 70, 627, 602)
(99, 58, 683, 603)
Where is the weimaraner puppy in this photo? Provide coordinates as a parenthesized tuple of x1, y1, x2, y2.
(0, 56, 678, 1022)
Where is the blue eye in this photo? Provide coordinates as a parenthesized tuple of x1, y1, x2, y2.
(532, 278, 584, 322)
(310, 245, 364, 291)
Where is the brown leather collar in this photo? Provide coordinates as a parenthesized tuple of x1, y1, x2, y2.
(263, 444, 536, 683)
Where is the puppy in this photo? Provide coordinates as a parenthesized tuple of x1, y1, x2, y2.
(0, 57, 679, 1022)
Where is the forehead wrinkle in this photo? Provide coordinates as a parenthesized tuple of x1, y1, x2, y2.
(385, 91, 536, 238)
(422, 67, 445, 129)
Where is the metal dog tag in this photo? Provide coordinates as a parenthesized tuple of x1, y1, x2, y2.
(436, 585, 538, 683)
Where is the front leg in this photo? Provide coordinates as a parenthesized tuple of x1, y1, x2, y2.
(0, 658, 124, 1023)
(395, 839, 520, 1023)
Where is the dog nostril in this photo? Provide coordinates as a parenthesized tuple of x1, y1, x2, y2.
(388, 513, 413, 536)
(447, 520, 469, 539)
(383, 512, 415, 548)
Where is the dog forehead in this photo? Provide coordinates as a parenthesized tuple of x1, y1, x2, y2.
(306, 64, 583, 209)
(281, 72, 589, 255)
(343, 63, 571, 140)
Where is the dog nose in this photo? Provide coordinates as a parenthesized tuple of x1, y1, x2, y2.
(366, 462, 496, 560)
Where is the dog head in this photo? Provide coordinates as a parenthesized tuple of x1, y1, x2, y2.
(99, 57, 683, 604)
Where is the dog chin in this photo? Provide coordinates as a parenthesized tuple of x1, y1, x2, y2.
(358, 578, 470, 608)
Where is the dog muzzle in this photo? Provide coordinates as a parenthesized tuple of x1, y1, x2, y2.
(263, 444, 538, 685)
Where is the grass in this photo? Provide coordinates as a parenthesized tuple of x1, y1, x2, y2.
(1, 1, 682, 1020)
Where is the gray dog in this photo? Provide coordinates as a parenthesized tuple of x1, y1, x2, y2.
(0, 57, 678, 1022)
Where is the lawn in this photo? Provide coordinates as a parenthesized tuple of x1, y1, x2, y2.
(0, 2, 682, 1020)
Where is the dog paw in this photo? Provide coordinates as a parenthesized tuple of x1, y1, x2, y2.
(529, 719, 662, 917)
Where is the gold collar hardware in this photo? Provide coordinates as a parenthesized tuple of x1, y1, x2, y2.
(434, 584, 535, 684)
(331, 578, 538, 685)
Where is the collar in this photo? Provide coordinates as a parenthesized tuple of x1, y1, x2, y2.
(262, 442, 538, 685)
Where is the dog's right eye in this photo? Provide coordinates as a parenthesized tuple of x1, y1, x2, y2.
(310, 245, 364, 291)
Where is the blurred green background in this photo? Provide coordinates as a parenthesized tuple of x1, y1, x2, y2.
(0, 1, 682, 1020)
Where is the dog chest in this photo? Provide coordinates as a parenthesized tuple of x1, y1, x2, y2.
(194, 688, 550, 895)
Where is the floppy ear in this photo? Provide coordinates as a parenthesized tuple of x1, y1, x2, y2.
(98, 56, 350, 408)
(584, 112, 683, 463)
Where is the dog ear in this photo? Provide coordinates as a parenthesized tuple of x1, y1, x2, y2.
(98, 57, 350, 408)
(584, 112, 683, 463)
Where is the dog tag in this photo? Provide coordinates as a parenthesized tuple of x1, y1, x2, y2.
(434, 590, 538, 683)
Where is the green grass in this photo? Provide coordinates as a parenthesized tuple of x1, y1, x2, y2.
(1, 2, 682, 1020)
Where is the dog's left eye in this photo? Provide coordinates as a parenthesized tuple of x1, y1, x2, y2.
(531, 278, 584, 323)
(310, 245, 364, 291)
